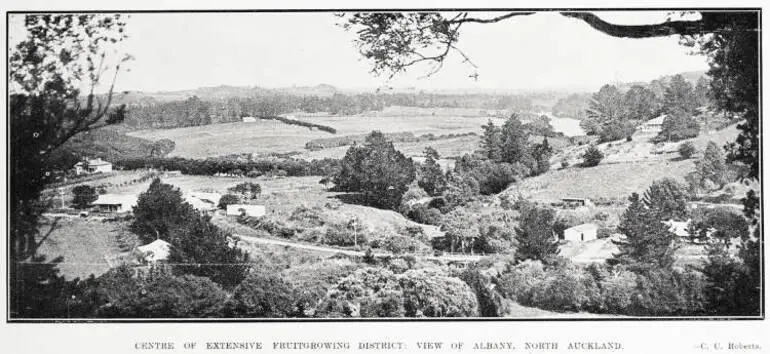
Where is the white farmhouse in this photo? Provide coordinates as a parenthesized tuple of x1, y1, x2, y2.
(92, 194, 138, 213)
(242, 116, 257, 123)
(74, 158, 113, 175)
(226, 204, 266, 217)
(564, 223, 599, 242)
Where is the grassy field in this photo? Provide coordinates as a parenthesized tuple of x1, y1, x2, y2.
(35, 217, 134, 280)
(127, 120, 334, 158)
(508, 125, 741, 203)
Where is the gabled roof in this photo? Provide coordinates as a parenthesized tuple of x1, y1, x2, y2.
(566, 223, 598, 233)
(644, 115, 667, 126)
(137, 239, 171, 262)
(74, 158, 112, 167)
(93, 194, 138, 207)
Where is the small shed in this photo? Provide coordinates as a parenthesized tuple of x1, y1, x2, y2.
(227, 204, 266, 217)
(242, 116, 257, 123)
(561, 197, 594, 208)
(136, 239, 171, 263)
(564, 223, 598, 242)
(93, 194, 138, 213)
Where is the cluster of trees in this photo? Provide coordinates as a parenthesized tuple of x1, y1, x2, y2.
(130, 179, 250, 288)
(581, 74, 711, 142)
(333, 131, 416, 209)
(117, 156, 341, 178)
(121, 91, 536, 130)
(685, 141, 731, 195)
(478, 115, 554, 177)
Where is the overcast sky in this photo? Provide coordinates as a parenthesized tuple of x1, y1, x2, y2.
(9, 11, 710, 93)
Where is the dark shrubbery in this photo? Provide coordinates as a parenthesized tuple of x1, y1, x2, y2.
(117, 157, 341, 178)
(678, 141, 697, 159)
(581, 146, 604, 167)
(217, 194, 240, 209)
(71, 184, 98, 209)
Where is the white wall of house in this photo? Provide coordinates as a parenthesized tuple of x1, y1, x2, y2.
(564, 224, 598, 242)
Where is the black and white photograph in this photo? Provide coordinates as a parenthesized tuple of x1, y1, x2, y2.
(6, 7, 763, 323)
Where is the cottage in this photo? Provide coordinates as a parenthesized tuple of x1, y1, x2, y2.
(561, 197, 594, 208)
(242, 116, 257, 123)
(564, 223, 598, 242)
(92, 194, 138, 213)
(227, 204, 266, 217)
(136, 239, 171, 263)
(639, 115, 666, 132)
(74, 158, 113, 175)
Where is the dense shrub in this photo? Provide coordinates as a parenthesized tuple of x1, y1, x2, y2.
(117, 156, 341, 178)
(398, 269, 479, 317)
(316, 268, 405, 318)
(71, 184, 98, 209)
(217, 194, 240, 209)
(323, 222, 367, 247)
(382, 234, 430, 255)
(224, 269, 297, 318)
(581, 146, 604, 167)
(95, 267, 228, 318)
(678, 141, 697, 159)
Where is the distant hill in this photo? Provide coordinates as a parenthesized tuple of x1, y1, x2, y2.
(55, 125, 173, 164)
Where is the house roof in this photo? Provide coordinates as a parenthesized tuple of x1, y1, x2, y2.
(94, 194, 138, 207)
(644, 115, 667, 126)
(566, 223, 598, 233)
(137, 239, 171, 262)
(75, 158, 112, 167)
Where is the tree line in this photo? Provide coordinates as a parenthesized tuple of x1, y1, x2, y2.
(120, 92, 536, 130)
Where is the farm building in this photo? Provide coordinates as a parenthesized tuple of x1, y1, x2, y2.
(136, 239, 171, 263)
(639, 115, 666, 132)
(74, 158, 113, 175)
(242, 116, 257, 123)
(561, 197, 594, 208)
(227, 204, 266, 217)
(564, 223, 598, 242)
(665, 219, 692, 238)
(92, 194, 138, 213)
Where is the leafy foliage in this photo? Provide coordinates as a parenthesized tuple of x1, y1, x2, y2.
(514, 206, 560, 262)
(71, 185, 98, 209)
(678, 141, 697, 159)
(581, 146, 604, 167)
(334, 131, 416, 209)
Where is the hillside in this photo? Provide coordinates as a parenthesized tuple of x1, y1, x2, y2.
(56, 125, 171, 163)
(504, 124, 740, 203)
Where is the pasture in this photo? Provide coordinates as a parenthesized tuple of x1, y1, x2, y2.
(35, 217, 135, 280)
(127, 120, 333, 158)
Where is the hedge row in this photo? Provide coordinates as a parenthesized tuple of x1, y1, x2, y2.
(116, 156, 341, 177)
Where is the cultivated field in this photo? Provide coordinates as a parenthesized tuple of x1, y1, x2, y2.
(127, 120, 333, 158)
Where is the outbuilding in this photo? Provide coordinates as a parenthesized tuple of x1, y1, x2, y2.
(564, 223, 599, 242)
(136, 239, 171, 263)
(92, 194, 138, 213)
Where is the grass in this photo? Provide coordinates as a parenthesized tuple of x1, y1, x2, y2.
(127, 120, 333, 158)
(35, 217, 133, 280)
(509, 125, 740, 203)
